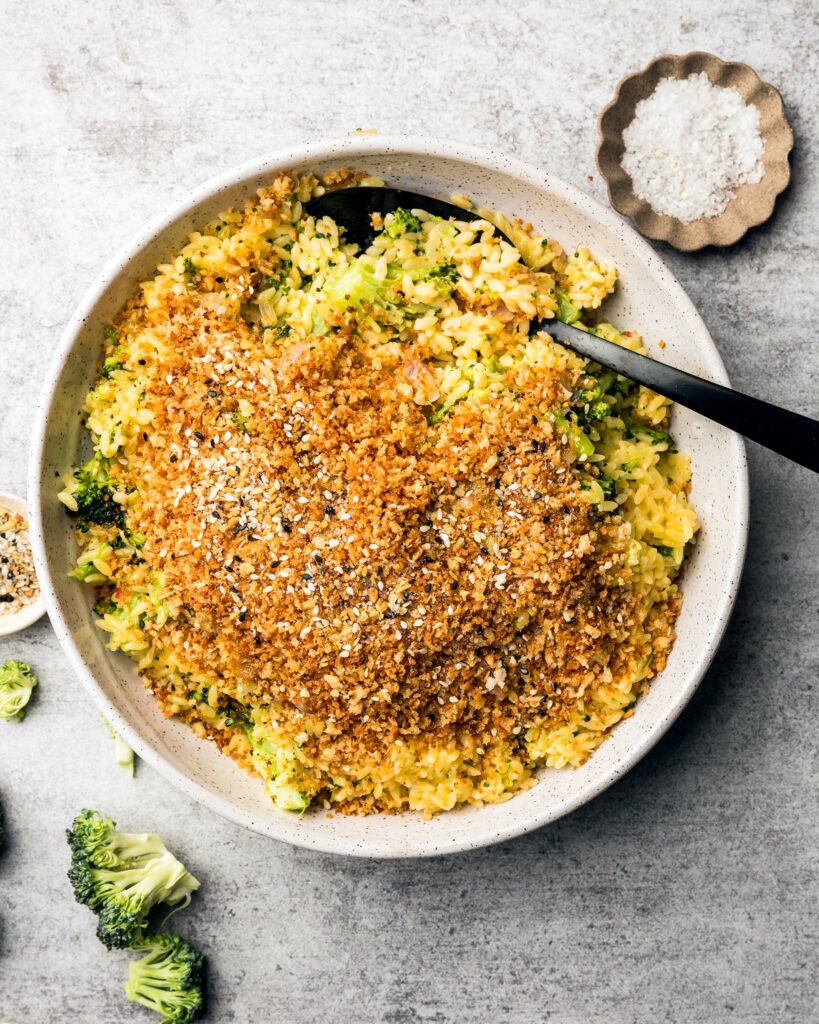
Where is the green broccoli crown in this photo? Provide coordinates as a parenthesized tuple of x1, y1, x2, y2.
(588, 399, 613, 421)
(383, 207, 422, 237)
(69, 455, 126, 531)
(0, 660, 38, 722)
(67, 810, 200, 949)
(125, 932, 205, 1024)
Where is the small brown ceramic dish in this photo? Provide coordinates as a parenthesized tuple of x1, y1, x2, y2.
(597, 52, 793, 251)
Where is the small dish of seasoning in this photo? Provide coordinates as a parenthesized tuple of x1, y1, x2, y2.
(0, 491, 45, 636)
(597, 52, 793, 250)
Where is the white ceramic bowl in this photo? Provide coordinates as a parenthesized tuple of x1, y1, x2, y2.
(0, 491, 46, 636)
(29, 136, 748, 857)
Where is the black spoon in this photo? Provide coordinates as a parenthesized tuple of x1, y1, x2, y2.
(306, 187, 819, 473)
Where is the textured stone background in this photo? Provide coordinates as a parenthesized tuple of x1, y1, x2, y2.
(1, 1, 817, 1021)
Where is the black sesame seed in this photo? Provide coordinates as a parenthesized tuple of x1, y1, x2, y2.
(301, 572, 313, 581)
(208, 389, 217, 398)
(314, 554, 323, 564)
(238, 610, 247, 623)
(271, 559, 281, 568)
(324, 506, 335, 516)
(424, 583, 432, 593)
(194, 430, 205, 441)
(450, 580, 458, 591)
(169, 455, 178, 463)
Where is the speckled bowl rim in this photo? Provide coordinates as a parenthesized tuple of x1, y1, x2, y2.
(597, 52, 793, 251)
(28, 136, 748, 857)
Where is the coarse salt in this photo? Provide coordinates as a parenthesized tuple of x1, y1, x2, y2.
(622, 72, 764, 223)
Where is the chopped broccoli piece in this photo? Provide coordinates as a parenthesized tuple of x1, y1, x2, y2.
(264, 260, 292, 291)
(182, 257, 198, 278)
(654, 544, 675, 558)
(68, 561, 102, 583)
(100, 357, 124, 380)
(125, 932, 204, 1024)
(598, 476, 616, 501)
(65, 455, 126, 531)
(555, 290, 581, 325)
(103, 718, 135, 776)
(0, 660, 37, 722)
(67, 810, 199, 949)
(322, 257, 398, 311)
(323, 256, 459, 313)
(246, 728, 310, 812)
(633, 427, 678, 452)
(421, 262, 458, 289)
(105, 326, 118, 343)
(551, 411, 595, 458)
(572, 373, 615, 424)
(383, 207, 422, 237)
(231, 412, 249, 432)
(588, 399, 613, 420)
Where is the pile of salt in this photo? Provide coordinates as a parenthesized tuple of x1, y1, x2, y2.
(622, 72, 764, 223)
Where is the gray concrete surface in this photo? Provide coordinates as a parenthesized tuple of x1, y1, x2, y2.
(1, 1, 817, 1021)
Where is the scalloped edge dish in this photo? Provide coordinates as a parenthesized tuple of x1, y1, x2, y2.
(597, 52, 793, 251)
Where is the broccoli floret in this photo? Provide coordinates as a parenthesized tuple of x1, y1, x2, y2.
(125, 932, 205, 1024)
(66, 455, 126, 531)
(0, 660, 37, 722)
(588, 399, 612, 420)
(383, 207, 422, 237)
(67, 810, 200, 949)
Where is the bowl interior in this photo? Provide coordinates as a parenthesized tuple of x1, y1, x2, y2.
(31, 140, 747, 857)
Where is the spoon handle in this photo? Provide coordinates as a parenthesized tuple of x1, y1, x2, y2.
(542, 319, 819, 473)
